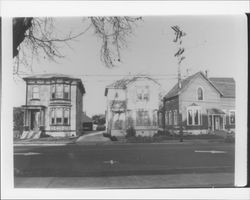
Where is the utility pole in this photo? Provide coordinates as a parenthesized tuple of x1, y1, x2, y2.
(171, 25, 186, 142)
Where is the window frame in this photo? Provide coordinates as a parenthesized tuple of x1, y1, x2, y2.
(173, 110, 178, 125)
(136, 86, 150, 102)
(136, 109, 151, 126)
(51, 83, 70, 100)
(229, 110, 235, 125)
(187, 106, 202, 126)
(165, 111, 169, 125)
(32, 85, 40, 99)
(197, 86, 204, 101)
(50, 107, 70, 126)
(169, 111, 172, 125)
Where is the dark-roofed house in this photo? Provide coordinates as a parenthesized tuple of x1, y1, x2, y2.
(105, 76, 161, 138)
(162, 71, 235, 134)
(21, 74, 85, 138)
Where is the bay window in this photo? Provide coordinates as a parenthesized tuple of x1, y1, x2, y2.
(50, 107, 70, 125)
(51, 84, 70, 100)
(187, 106, 201, 126)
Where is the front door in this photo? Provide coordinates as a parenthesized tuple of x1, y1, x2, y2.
(30, 110, 40, 131)
(214, 116, 220, 130)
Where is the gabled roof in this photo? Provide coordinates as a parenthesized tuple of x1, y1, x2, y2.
(164, 71, 235, 100)
(164, 72, 198, 99)
(105, 75, 160, 96)
(82, 113, 93, 123)
(23, 73, 85, 94)
(209, 77, 235, 98)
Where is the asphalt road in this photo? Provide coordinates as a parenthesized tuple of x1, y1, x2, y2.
(14, 142, 234, 178)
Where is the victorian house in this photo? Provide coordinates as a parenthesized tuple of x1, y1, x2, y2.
(21, 74, 85, 139)
(105, 76, 161, 138)
(162, 71, 235, 134)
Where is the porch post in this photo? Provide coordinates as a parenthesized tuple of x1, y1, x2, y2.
(212, 114, 214, 131)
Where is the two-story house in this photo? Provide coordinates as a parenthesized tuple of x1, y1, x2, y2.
(162, 71, 235, 135)
(21, 74, 85, 138)
(105, 76, 161, 138)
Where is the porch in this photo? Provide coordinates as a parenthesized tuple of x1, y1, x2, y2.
(207, 108, 226, 132)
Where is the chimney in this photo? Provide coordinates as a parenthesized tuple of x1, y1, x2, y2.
(205, 70, 208, 78)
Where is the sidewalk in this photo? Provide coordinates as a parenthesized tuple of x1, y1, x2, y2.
(14, 136, 78, 146)
(14, 172, 234, 188)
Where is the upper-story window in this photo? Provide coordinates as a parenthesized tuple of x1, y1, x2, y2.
(32, 86, 40, 99)
(51, 84, 70, 100)
(137, 86, 149, 102)
(197, 87, 204, 100)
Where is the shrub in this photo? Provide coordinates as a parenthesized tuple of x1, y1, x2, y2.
(224, 135, 235, 143)
(110, 136, 118, 141)
(126, 127, 136, 138)
(103, 132, 111, 138)
(97, 125, 106, 131)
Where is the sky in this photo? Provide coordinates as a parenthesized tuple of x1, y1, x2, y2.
(12, 15, 247, 117)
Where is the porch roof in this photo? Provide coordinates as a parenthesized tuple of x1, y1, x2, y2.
(207, 108, 225, 115)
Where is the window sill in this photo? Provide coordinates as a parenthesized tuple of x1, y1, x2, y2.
(31, 98, 40, 101)
(50, 98, 70, 101)
(50, 124, 71, 126)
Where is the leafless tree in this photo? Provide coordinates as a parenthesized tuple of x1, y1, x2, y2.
(13, 17, 141, 74)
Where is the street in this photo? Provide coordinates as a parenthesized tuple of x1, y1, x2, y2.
(14, 141, 234, 188)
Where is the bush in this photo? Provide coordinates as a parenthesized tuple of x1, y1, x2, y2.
(224, 135, 235, 143)
(126, 127, 136, 138)
(96, 125, 106, 131)
(110, 136, 118, 141)
(103, 132, 111, 138)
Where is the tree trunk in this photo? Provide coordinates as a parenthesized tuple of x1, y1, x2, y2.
(13, 17, 33, 57)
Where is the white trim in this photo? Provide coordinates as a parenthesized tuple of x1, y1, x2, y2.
(186, 106, 201, 126)
(32, 85, 40, 99)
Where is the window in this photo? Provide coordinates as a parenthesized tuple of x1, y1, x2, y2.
(173, 110, 178, 125)
(165, 111, 168, 125)
(64, 108, 69, 124)
(51, 84, 70, 99)
(50, 107, 70, 125)
(32, 86, 39, 99)
(64, 85, 69, 99)
(136, 110, 150, 126)
(57, 84, 63, 99)
(56, 109, 63, 124)
(51, 109, 55, 124)
(197, 87, 203, 100)
(137, 87, 149, 101)
(51, 85, 56, 99)
(115, 92, 119, 98)
(187, 107, 201, 126)
(169, 111, 172, 125)
(229, 110, 235, 125)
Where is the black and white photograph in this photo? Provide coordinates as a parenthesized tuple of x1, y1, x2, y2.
(1, 1, 249, 199)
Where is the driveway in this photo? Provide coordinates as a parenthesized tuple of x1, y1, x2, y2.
(76, 131, 110, 144)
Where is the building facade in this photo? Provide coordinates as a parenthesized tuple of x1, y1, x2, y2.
(21, 74, 85, 138)
(105, 76, 161, 137)
(162, 72, 235, 135)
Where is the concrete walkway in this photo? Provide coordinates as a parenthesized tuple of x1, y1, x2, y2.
(14, 173, 234, 188)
